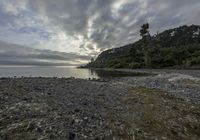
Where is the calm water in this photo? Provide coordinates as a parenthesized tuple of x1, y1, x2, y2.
(0, 66, 151, 79)
(0, 67, 99, 79)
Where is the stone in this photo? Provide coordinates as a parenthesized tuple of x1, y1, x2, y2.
(69, 132, 76, 140)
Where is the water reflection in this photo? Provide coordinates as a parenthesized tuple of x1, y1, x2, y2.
(89, 69, 152, 78)
(0, 67, 99, 79)
(0, 66, 152, 79)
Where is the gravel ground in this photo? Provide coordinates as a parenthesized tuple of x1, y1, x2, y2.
(119, 72, 200, 104)
(0, 69, 200, 140)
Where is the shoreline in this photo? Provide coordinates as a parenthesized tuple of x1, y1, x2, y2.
(0, 71, 200, 139)
(1, 67, 200, 78)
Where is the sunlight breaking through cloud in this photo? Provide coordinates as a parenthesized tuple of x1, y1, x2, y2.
(0, 0, 200, 66)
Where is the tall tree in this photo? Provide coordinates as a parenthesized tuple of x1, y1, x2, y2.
(140, 23, 150, 38)
(140, 23, 152, 67)
(91, 57, 94, 63)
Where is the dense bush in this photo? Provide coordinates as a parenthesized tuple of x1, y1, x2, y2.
(85, 25, 200, 69)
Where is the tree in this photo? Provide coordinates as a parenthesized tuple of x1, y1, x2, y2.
(91, 57, 94, 63)
(140, 23, 152, 67)
(140, 23, 150, 38)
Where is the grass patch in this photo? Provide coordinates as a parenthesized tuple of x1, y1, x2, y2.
(177, 79, 200, 85)
(129, 86, 166, 94)
(106, 86, 200, 140)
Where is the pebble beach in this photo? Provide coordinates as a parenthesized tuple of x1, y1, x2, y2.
(0, 69, 200, 140)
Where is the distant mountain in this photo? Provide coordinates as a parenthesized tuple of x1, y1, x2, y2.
(84, 25, 200, 69)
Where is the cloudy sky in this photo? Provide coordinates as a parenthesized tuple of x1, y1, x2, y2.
(0, 0, 200, 66)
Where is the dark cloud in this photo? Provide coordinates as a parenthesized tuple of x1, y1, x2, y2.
(0, 0, 200, 65)
(0, 41, 90, 66)
(27, 0, 200, 50)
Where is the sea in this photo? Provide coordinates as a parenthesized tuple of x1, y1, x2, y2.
(0, 66, 99, 79)
(1, 66, 199, 79)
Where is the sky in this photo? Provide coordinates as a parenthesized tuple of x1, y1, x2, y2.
(0, 0, 200, 66)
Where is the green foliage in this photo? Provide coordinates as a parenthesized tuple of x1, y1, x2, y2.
(187, 56, 200, 66)
(84, 25, 200, 69)
(128, 62, 142, 69)
(140, 23, 150, 38)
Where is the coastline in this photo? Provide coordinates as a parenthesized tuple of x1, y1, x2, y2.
(0, 69, 200, 139)
(80, 67, 200, 78)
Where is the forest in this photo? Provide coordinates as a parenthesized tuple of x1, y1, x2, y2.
(85, 24, 200, 69)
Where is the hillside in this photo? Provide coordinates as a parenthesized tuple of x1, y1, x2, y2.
(85, 25, 200, 69)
